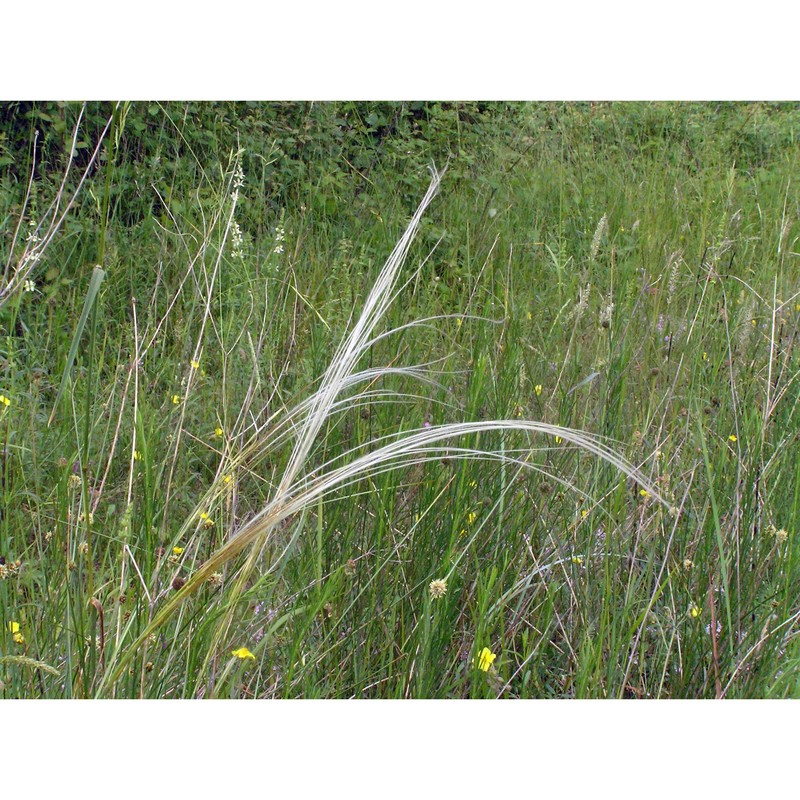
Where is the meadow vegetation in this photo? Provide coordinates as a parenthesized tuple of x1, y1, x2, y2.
(1, 101, 799, 698)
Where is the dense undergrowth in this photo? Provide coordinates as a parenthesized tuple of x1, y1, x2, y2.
(1, 101, 799, 698)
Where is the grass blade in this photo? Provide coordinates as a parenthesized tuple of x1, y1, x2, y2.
(47, 264, 105, 427)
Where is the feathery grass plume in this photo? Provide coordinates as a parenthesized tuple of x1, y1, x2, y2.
(567, 282, 591, 324)
(99, 167, 672, 693)
(666, 250, 682, 305)
(590, 214, 607, 261)
(737, 295, 756, 356)
(0, 655, 61, 677)
(599, 293, 615, 329)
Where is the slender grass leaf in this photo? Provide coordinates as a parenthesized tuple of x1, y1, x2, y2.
(47, 264, 105, 427)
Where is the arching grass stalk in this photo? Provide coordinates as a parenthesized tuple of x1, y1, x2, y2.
(82, 103, 121, 605)
(99, 168, 673, 694)
(1, 104, 114, 307)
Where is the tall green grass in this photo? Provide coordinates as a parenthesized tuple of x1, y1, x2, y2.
(1, 102, 799, 697)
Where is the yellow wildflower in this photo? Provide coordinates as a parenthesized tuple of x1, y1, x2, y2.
(172, 546, 184, 556)
(0, 395, 10, 407)
(475, 647, 496, 672)
(7, 621, 24, 644)
(555, 435, 563, 444)
(689, 603, 701, 618)
(133, 450, 142, 461)
(190, 359, 200, 370)
(232, 647, 255, 660)
(222, 474, 232, 485)
(214, 427, 224, 438)
(639, 489, 650, 498)
(172, 394, 180, 405)
(456, 318, 462, 328)
(728, 435, 737, 443)
(199, 512, 213, 528)
(534, 384, 542, 396)
(467, 511, 477, 525)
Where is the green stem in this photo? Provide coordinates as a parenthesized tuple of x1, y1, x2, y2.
(82, 102, 120, 601)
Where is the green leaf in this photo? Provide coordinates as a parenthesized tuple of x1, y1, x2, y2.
(47, 265, 105, 427)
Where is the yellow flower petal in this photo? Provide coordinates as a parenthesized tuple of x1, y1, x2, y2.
(7, 621, 24, 643)
(172, 546, 184, 555)
(476, 646, 496, 672)
(232, 647, 255, 660)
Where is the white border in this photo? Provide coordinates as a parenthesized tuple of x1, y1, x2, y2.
(1, 700, 795, 794)
(2, 2, 798, 99)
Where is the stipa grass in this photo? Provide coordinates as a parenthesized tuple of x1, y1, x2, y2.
(98, 168, 670, 694)
(2, 103, 800, 699)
